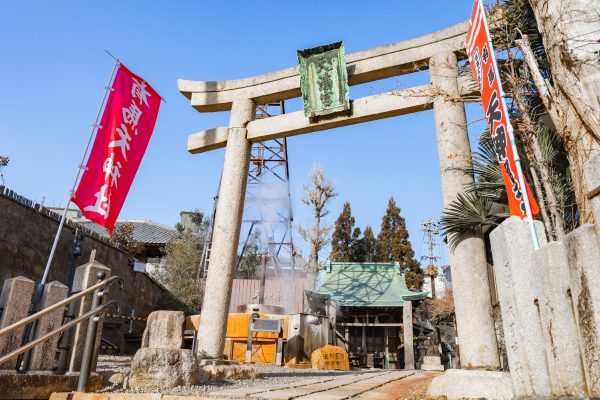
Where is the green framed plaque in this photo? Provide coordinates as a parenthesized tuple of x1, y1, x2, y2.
(297, 41, 350, 117)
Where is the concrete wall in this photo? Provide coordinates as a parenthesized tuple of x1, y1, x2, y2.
(0, 186, 185, 353)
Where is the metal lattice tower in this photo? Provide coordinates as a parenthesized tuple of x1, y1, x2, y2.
(198, 102, 295, 278)
(420, 219, 441, 297)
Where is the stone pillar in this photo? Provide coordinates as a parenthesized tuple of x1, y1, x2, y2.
(563, 224, 600, 397)
(30, 281, 68, 370)
(197, 98, 255, 359)
(0, 276, 35, 368)
(68, 260, 111, 372)
(490, 217, 551, 397)
(430, 51, 499, 369)
(403, 300, 414, 369)
(533, 241, 586, 397)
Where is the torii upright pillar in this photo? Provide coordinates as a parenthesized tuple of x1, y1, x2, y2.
(430, 52, 500, 370)
(196, 99, 256, 358)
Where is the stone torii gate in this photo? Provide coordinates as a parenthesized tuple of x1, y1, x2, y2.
(179, 21, 500, 371)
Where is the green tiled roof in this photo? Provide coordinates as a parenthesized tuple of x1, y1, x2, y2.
(316, 262, 429, 307)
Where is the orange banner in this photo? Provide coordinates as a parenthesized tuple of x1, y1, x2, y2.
(466, 0, 539, 218)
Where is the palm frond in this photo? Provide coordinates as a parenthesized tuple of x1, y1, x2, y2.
(440, 192, 509, 249)
(537, 126, 560, 164)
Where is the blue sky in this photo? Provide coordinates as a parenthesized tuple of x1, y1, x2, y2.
(0, 1, 487, 266)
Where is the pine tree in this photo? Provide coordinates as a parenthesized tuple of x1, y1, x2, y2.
(375, 197, 423, 290)
(353, 225, 377, 262)
(331, 202, 360, 262)
(361, 225, 377, 262)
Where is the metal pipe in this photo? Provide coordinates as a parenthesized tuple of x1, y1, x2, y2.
(0, 276, 122, 338)
(77, 272, 105, 392)
(55, 301, 78, 373)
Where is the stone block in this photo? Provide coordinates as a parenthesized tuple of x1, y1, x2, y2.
(68, 261, 111, 373)
(142, 311, 184, 350)
(564, 224, 600, 397)
(490, 217, 550, 397)
(310, 345, 350, 371)
(198, 363, 259, 382)
(0, 370, 101, 399)
(0, 276, 35, 369)
(127, 348, 198, 390)
(427, 369, 513, 400)
(533, 241, 586, 397)
(421, 355, 444, 371)
(421, 363, 444, 371)
(423, 356, 441, 365)
(30, 281, 68, 370)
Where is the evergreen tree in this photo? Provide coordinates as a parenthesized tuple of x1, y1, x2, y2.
(331, 202, 360, 262)
(362, 226, 377, 262)
(353, 225, 377, 262)
(375, 197, 423, 290)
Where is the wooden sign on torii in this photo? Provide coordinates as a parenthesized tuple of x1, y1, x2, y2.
(178, 21, 500, 371)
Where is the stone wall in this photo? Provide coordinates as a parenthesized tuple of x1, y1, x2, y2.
(0, 186, 185, 353)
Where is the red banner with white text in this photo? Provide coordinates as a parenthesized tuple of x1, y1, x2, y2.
(73, 64, 161, 233)
(466, 0, 539, 218)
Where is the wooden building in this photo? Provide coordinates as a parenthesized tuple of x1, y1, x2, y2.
(316, 262, 428, 369)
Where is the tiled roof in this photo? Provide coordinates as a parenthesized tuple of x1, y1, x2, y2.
(316, 262, 429, 307)
(79, 219, 178, 245)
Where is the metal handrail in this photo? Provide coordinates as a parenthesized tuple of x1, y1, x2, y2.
(0, 300, 116, 366)
(0, 276, 123, 338)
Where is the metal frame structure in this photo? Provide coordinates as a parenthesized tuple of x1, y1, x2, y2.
(199, 101, 295, 279)
(420, 219, 441, 298)
(245, 311, 284, 365)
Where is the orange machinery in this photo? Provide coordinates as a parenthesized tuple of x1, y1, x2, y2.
(186, 313, 289, 364)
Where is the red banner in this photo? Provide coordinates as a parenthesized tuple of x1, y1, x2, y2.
(466, 0, 539, 218)
(73, 64, 161, 233)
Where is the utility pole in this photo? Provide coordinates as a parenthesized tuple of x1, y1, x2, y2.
(420, 219, 441, 298)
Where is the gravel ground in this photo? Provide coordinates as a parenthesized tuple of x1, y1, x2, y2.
(97, 355, 362, 397)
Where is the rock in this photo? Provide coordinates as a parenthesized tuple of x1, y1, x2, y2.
(198, 362, 259, 382)
(142, 310, 185, 349)
(427, 369, 514, 400)
(109, 372, 125, 385)
(127, 348, 198, 389)
(310, 345, 350, 371)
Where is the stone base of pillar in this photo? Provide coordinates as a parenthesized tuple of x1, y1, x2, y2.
(427, 369, 513, 400)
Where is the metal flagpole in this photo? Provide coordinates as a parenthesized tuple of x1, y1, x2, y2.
(17, 57, 120, 373)
(39, 57, 120, 289)
(478, 0, 540, 250)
